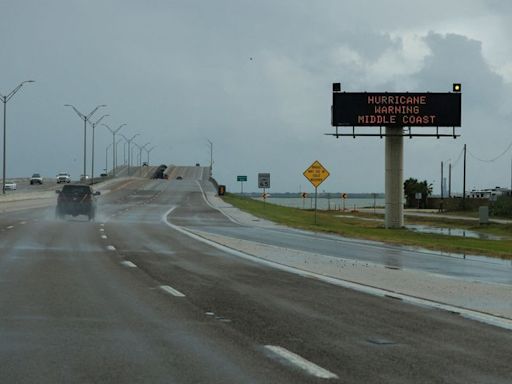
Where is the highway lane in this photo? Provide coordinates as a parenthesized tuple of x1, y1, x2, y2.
(1, 167, 512, 383)
(185, 182, 512, 285)
(0, 179, 302, 383)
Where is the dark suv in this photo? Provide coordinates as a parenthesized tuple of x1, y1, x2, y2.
(56, 184, 100, 220)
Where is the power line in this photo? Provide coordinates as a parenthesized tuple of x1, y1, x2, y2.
(468, 139, 512, 163)
(451, 146, 465, 169)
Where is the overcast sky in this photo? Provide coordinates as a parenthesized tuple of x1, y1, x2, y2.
(1, 0, 511, 193)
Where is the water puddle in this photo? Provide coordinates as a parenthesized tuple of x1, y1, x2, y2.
(406, 224, 503, 240)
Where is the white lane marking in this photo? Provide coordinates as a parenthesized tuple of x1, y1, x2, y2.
(101, 235, 108, 239)
(6, 225, 14, 229)
(20, 221, 27, 225)
(195, 181, 241, 225)
(160, 285, 186, 297)
(100, 223, 105, 227)
(161, 207, 512, 331)
(264, 345, 338, 379)
(121, 261, 137, 268)
(99, 228, 105, 232)
(106, 245, 116, 251)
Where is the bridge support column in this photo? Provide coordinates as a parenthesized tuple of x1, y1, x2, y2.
(385, 127, 404, 228)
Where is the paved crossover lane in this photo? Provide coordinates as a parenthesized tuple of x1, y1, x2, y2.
(1, 168, 511, 383)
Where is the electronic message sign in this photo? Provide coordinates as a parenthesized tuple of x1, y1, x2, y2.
(332, 92, 461, 127)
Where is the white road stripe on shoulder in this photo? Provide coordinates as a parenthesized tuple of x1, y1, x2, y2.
(160, 285, 186, 297)
(264, 345, 338, 379)
(106, 245, 116, 251)
(161, 206, 512, 331)
(121, 261, 137, 268)
(195, 181, 241, 225)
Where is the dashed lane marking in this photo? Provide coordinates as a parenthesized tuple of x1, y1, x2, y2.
(121, 261, 137, 268)
(264, 345, 338, 380)
(20, 221, 27, 225)
(99, 228, 105, 232)
(160, 285, 186, 297)
(106, 245, 116, 251)
(101, 235, 108, 239)
(6, 226, 14, 230)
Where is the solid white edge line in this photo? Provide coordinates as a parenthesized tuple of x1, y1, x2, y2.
(121, 261, 137, 268)
(195, 180, 241, 225)
(160, 285, 186, 297)
(161, 206, 512, 331)
(264, 345, 338, 379)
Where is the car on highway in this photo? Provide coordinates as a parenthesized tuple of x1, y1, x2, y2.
(56, 172, 71, 183)
(4, 181, 17, 190)
(152, 164, 168, 179)
(30, 173, 43, 185)
(80, 174, 90, 183)
(55, 184, 100, 220)
(142, 161, 148, 166)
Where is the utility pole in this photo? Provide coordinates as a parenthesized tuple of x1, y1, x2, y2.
(448, 163, 452, 198)
(441, 161, 444, 198)
(463, 144, 467, 208)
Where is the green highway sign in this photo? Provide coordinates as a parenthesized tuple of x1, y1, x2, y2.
(237, 175, 247, 182)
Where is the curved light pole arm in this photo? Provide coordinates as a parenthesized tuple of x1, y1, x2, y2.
(64, 104, 85, 120)
(5, 80, 35, 102)
(86, 104, 107, 120)
(102, 123, 114, 134)
(89, 114, 109, 127)
(114, 123, 127, 134)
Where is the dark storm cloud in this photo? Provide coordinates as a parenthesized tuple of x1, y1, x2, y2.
(1, 1, 511, 192)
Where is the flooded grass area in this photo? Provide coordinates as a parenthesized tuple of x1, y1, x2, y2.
(405, 224, 504, 240)
(222, 193, 512, 259)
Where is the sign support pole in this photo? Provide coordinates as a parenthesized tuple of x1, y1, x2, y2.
(314, 187, 318, 224)
(385, 126, 404, 228)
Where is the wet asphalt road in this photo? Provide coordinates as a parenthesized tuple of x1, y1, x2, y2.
(0, 167, 511, 383)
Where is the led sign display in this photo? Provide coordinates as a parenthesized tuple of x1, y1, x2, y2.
(332, 92, 461, 127)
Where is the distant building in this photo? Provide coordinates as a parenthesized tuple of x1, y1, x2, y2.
(468, 187, 510, 201)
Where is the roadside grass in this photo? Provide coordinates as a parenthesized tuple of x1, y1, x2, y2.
(222, 193, 512, 259)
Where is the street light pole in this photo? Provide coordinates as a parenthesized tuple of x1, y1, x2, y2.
(121, 133, 140, 176)
(134, 142, 150, 176)
(105, 143, 112, 174)
(102, 123, 127, 177)
(88, 114, 109, 185)
(1, 80, 35, 194)
(65, 103, 107, 181)
(207, 139, 213, 177)
(115, 137, 123, 172)
(145, 145, 157, 165)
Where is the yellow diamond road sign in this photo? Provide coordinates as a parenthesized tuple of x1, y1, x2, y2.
(303, 160, 330, 188)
